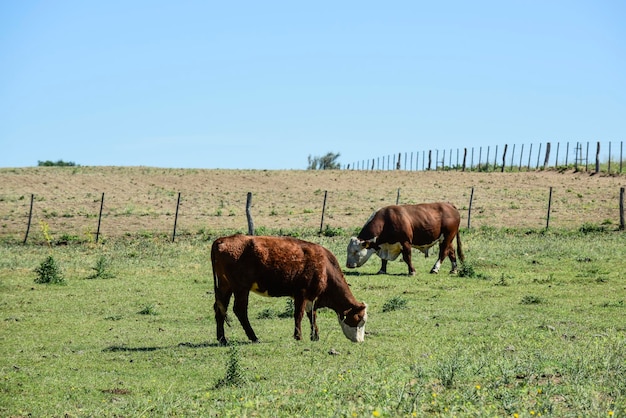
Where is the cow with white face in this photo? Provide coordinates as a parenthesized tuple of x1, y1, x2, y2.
(346, 202, 464, 275)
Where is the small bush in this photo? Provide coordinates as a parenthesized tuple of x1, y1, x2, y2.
(34, 256, 65, 285)
(87, 256, 114, 279)
(322, 224, 344, 237)
(138, 304, 158, 315)
(215, 343, 247, 388)
(382, 295, 408, 312)
(458, 262, 475, 278)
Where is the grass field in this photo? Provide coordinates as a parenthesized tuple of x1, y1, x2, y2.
(1, 225, 625, 417)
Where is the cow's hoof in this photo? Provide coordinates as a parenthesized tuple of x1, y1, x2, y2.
(429, 269, 439, 274)
(408, 271, 416, 276)
(376, 270, 387, 275)
(449, 269, 458, 275)
(218, 338, 228, 346)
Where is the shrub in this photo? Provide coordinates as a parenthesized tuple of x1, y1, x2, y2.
(34, 255, 65, 284)
(382, 295, 408, 312)
(215, 343, 247, 388)
(87, 255, 114, 279)
(458, 261, 476, 278)
(138, 304, 158, 315)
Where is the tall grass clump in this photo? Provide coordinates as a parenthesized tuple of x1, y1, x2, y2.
(86, 255, 114, 279)
(215, 343, 247, 388)
(34, 255, 65, 284)
(382, 295, 408, 312)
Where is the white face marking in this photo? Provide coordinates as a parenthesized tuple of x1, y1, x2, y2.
(338, 309, 367, 342)
(346, 237, 377, 268)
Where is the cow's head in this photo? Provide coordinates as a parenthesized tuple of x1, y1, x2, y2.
(338, 303, 367, 342)
(346, 237, 378, 269)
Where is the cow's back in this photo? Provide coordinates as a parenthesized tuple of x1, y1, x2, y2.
(211, 234, 333, 297)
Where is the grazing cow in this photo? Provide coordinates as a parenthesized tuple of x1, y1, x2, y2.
(346, 202, 465, 275)
(211, 234, 367, 345)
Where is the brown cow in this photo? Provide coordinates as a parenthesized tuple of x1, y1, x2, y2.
(211, 234, 367, 345)
(346, 202, 465, 275)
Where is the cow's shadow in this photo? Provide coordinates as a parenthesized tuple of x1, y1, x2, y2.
(102, 340, 260, 352)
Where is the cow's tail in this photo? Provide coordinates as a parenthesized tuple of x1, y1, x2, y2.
(456, 231, 465, 263)
(211, 240, 231, 326)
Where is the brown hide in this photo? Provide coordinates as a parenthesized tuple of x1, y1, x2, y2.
(211, 234, 367, 345)
(357, 202, 464, 275)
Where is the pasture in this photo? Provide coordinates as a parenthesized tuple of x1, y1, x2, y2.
(1, 168, 625, 416)
(2, 229, 626, 417)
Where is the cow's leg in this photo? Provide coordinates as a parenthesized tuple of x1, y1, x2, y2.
(293, 296, 306, 340)
(431, 234, 456, 274)
(214, 288, 232, 346)
(447, 236, 459, 274)
(233, 291, 258, 343)
(306, 306, 319, 341)
(401, 242, 416, 276)
(377, 259, 388, 274)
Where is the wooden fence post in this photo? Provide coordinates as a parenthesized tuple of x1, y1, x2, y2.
(501, 144, 508, 172)
(246, 192, 254, 235)
(172, 192, 181, 242)
(546, 187, 553, 230)
(319, 190, 328, 235)
(467, 187, 474, 229)
(619, 187, 624, 231)
(519, 144, 524, 171)
(543, 142, 551, 170)
(95, 192, 104, 244)
(595, 142, 601, 174)
(23, 193, 34, 244)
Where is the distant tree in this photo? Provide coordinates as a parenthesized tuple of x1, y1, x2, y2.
(38, 160, 77, 167)
(307, 152, 341, 170)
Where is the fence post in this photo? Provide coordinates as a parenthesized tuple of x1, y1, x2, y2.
(501, 144, 508, 172)
(546, 187, 553, 230)
(172, 192, 181, 242)
(494, 145, 498, 170)
(595, 142, 601, 174)
(536, 143, 542, 169)
(543, 142, 551, 170)
(519, 144, 524, 171)
(619, 141, 624, 174)
(467, 187, 474, 229)
(95, 192, 104, 244)
(319, 190, 328, 235)
(619, 187, 624, 231)
(23, 193, 34, 244)
(246, 192, 254, 235)
(510, 144, 515, 171)
(527, 143, 533, 170)
(607, 141, 611, 174)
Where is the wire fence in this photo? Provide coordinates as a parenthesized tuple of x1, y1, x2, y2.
(346, 141, 624, 173)
(4, 184, 625, 244)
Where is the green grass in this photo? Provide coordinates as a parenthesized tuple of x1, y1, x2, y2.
(1, 228, 625, 416)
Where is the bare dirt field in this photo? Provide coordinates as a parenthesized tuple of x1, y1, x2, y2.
(1, 166, 624, 241)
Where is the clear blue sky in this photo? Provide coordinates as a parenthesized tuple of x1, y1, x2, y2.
(1, 1, 624, 169)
